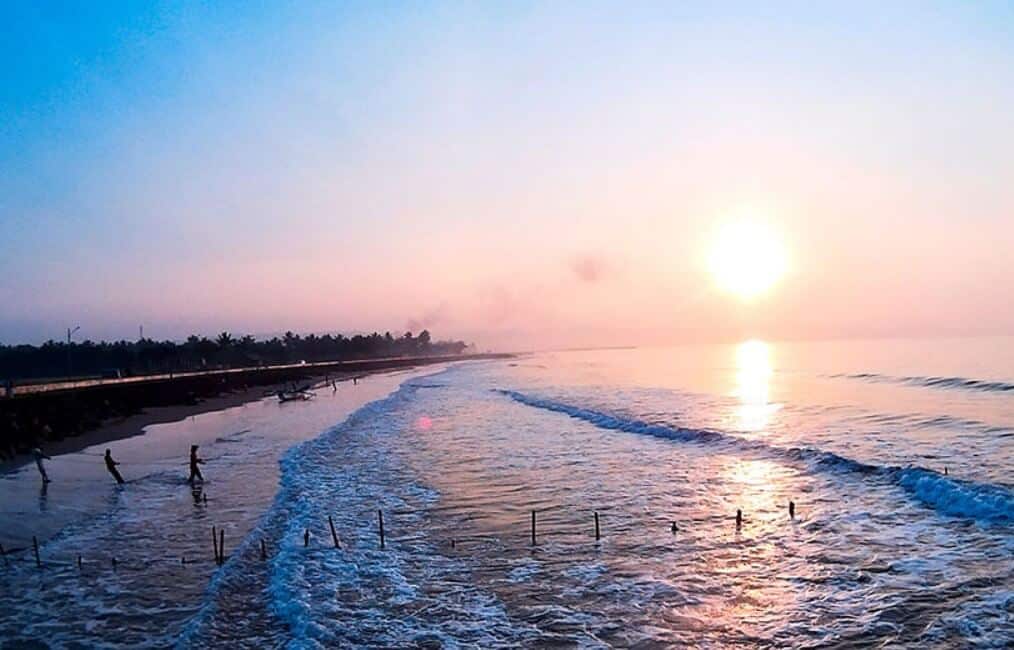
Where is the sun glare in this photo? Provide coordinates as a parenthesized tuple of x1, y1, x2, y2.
(708, 220, 788, 300)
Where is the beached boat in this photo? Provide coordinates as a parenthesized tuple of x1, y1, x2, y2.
(277, 389, 312, 402)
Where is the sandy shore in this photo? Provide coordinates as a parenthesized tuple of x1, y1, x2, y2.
(0, 374, 351, 476)
(0, 365, 437, 553)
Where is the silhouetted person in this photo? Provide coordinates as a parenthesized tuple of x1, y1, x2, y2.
(0, 416, 10, 461)
(789, 500, 795, 520)
(104, 449, 125, 484)
(188, 445, 204, 484)
(32, 446, 51, 483)
(736, 508, 743, 530)
(6, 415, 21, 460)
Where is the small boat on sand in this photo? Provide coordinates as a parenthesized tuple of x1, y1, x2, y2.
(277, 388, 312, 402)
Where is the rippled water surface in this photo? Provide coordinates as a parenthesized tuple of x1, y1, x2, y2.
(1, 339, 1013, 647)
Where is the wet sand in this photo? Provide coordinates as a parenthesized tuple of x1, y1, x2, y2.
(0, 375, 349, 476)
(0, 365, 454, 646)
(0, 369, 407, 550)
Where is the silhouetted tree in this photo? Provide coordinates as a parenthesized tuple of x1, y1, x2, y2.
(0, 328, 471, 381)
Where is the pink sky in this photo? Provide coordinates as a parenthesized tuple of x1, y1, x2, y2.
(2, 3, 1013, 349)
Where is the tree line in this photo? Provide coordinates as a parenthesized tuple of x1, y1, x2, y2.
(0, 330, 469, 381)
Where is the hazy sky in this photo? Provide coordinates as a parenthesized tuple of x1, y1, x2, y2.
(2, 2, 1013, 350)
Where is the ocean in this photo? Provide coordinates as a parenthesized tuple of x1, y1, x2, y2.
(1, 339, 1012, 647)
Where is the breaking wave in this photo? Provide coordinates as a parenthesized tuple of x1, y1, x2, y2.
(831, 372, 1014, 394)
(498, 390, 1014, 526)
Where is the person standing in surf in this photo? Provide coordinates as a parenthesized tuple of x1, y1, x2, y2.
(32, 445, 52, 483)
(188, 444, 205, 484)
(104, 449, 125, 484)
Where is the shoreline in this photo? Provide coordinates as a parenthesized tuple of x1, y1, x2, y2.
(0, 364, 446, 568)
(1, 353, 511, 466)
(0, 373, 350, 476)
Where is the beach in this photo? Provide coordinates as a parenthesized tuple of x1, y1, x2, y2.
(0, 364, 445, 647)
(0, 380, 293, 476)
(0, 354, 510, 464)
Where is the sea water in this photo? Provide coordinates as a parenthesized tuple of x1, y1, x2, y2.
(1, 339, 1012, 647)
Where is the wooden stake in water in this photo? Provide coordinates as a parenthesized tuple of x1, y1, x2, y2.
(219, 529, 225, 565)
(77, 555, 82, 569)
(328, 516, 340, 549)
(260, 539, 267, 561)
(594, 511, 600, 541)
(789, 501, 796, 520)
(303, 529, 310, 547)
(378, 510, 386, 549)
(531, 510, 537, 546)
(212, 526, 219, 564)
(0, 542, 7, 567)
(32, 536, 40, 568)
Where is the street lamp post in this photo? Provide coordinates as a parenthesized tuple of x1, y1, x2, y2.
(66, 325, 80, 377)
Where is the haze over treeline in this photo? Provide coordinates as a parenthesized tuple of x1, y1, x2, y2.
(0, 329, 467, 380)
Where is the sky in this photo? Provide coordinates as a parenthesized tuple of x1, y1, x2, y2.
(2, 1, 1013, 350)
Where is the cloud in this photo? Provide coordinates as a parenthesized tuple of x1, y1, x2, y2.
(570, 254, 609, 284)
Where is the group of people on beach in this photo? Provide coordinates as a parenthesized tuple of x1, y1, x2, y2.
(30, 444, 206, 486)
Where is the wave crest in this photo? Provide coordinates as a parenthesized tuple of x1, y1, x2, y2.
(498, 390, 1013, 525)
(831, 372, 1014, 394)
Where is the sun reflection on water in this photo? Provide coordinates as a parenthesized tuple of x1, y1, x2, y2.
(734, 339, 779, 432)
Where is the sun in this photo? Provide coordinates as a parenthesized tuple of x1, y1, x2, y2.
(708, 219, 787, 300)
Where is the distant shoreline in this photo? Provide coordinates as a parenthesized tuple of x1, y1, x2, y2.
(0, 353, 511, 469)
(0, 379, 292, 476)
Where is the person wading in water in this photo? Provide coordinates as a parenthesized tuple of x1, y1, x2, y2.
(188, 444, 205, 484)
(32, 445, 52, 483)
(104, 449, 125, 484)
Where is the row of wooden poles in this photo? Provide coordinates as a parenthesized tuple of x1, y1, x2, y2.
(3, 504, 791, 570)
(0, 509, 586, 571)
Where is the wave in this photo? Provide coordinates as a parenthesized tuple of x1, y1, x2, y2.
(264, 385, 420, 648)
(264, 379, 524, 647)
(831, 372, 1014, 394)
(843, 411, 1008, 437)
(178, 381, 430, 648)
(497, 390, 1013, 525)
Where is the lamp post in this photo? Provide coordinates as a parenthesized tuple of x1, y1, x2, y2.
(66, 325, 80, 377)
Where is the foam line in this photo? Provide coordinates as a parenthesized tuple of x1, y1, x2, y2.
(498, 390, 1013, 525)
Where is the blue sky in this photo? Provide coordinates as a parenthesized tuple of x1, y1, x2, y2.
(2, 2, 1013, 347)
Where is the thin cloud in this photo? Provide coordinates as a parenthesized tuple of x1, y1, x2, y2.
(570, 254, 609, 284)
